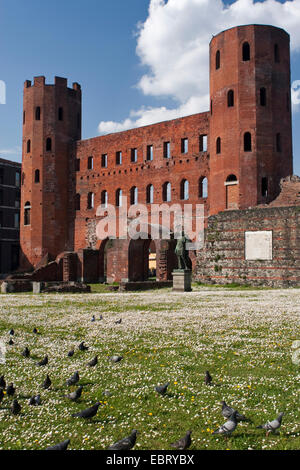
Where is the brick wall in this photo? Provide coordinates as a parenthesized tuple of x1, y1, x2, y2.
(196, 205, 300, 287)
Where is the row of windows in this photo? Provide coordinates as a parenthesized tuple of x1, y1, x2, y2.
(75, 178, 209, 210)
(26, 138, 52, 154)
(80, 136, 208, 170)
(0, 168, 20, 187)
(225, 88, 267, 108)
(215, 132, 283, 154)
(23, 109, 81, 129)
(216, 42, 281, 69)
(0, 211, 19, 229)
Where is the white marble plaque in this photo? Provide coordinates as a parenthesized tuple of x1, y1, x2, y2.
(245, 231, 272, 260)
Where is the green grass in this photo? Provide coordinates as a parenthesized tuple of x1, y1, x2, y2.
(0, 288, 299, 450)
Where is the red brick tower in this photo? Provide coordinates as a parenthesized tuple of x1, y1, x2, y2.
(209, 25, 293, 215)
(20, 76, 81, 269)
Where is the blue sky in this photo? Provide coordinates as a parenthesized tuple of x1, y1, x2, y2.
(0, 0, 299, 174)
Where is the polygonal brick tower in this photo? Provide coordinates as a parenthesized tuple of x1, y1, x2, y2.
(20, 76, 81, 269)
(209, 25, 293, 215)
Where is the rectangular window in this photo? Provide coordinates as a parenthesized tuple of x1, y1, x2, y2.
(87, 156, 93, 170)
(15, 191, 20, 208)
(181, 138, 188, 154)
(75, 159, 80, 171)
(14, 213, 20, 229)
(0, 168, 3, 185)
(199, 135, 208, 152)
(116, 151, 122, 165)
(0, 211, 3, 227)
(147, 145, 153, 161)
(262, 177, 268, 197)
(0, 189, 3, 206)
(101, 154, 108, 168)
(131, 148, 137, 163)
(15, 172, 20, 187)
(164, 142, 170, 159)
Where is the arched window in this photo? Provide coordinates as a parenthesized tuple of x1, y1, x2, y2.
(260, 87, 267, 106)
(130, 186, 138, 205)
(101, 190, 108, 208)
(199, 177, 208, 199)
(58, 107, 63, 121)
(242, 42, 250, 61)
(75, 194, 81, 211)
(274, 44, 280, 63)
(216, 50, 220, 70)
(276, 133, 282, 152)
(34, 169, 40, 183)
(87, 192, 94, 210)
(244, 132, 252, 152)
(46, 138, 52, 152)
(261, 177, 268, 197)
(27, 140, 31, 153)
(24, 201, 31, 226)
(210, 100, 213, 115)
(226, 174, 238, 183)
(146, 184, 154, 204)
(162, 182, 171, 202)
(216, 137, 221, 154)
(35, 107, 41, 120)
(116, 188, 122, 208)
(180, 179, 189, 200)
(228, 90, 234, 107)
(23, 111, 26, 125)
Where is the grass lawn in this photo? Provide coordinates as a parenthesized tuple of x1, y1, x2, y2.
(0, 286, 299, 450)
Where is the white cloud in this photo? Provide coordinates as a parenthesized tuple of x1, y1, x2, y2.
(0, 146, 22, 160)
(292, 80, 300, 111)
(98, 0, 300, 134)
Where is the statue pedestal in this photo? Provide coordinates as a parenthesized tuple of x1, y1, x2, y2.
(172, 270, 192, 292)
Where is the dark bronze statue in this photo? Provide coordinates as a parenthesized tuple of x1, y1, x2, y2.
(175, 233, 192, 270)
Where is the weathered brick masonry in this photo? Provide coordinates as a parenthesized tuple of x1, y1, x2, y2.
(196, 205, 300, 287)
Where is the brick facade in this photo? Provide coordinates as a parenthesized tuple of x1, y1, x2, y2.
(18, 24, 298, 286)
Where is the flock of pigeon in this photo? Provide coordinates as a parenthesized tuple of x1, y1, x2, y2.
(0, 325, 285, 450)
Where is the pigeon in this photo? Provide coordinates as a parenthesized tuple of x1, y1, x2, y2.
(78, 342, 89, 351)
(257, 412, 284, 436)
(43, 375, 52, 389)
(8, 339, 14, 346)
(171, 431, 192, 450)
(66, 371, 80, 386)
(87, 356, 98, 367)
(68, 349, 75, 357)
(115, 319, 122, 324)
(99, 315, 103, 320)
(91, 315, 96, 322)
(0, 388, 4, 403)
(221, 401, 248, 422)
(6, 383, 16, 397)
(37, 355, 49, 366)
(213, 411, 238, 436)
(11, 399, 21, 415)
(72, 402, 101, 419)
(66, 386, 83, 402)
(22, 347, 30, 358)
(108, 430, 138, 451)
(29, 395, 42, 406)
(33, 328, 38, 334)
(0, 376, 6, 389)
(46, 439, 70, 451)
(155, 382, 170, 396)
(205, 371, 213, 386)
(109, 355, 123, 363)
(9, 329, 14, 336)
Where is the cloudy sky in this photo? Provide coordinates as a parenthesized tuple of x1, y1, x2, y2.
(1, 0, 300, 173)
